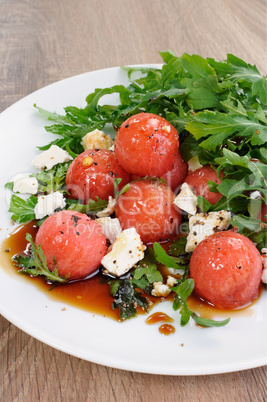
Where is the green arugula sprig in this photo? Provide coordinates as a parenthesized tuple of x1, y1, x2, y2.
(32, 162, 71, 194)
(35, 52, 266, 159)
(172, 279, 230, 328)
(8, 194, 37, 224)
(133, 247, 163, 286)
(13, 233, 68, 283)
(66, 197, 108, 214)
(113, 177, 130, 199)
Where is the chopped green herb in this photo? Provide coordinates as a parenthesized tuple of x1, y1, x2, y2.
(109, 278, 149, 320)
(9, 194, 37, 224)
(32, 162, 71, 194)
(153, 242, 181, 269)
(134, 247, 163, 286)
(13, 233, 68, 283)
(172, 279, 230, 327)
(66, 197, 108, 214)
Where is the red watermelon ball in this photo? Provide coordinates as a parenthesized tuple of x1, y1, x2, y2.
(190, 230, 262, 309)
(35, 210, 107, 280)
(114, 112, 179, 177)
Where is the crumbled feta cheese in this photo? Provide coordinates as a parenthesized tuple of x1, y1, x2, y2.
(185, 210, 231, 253)
(108, 144, 115, 152)
(82, 129, 113, 150)
(96, 196, 116, 218)
(13, 176, 38, 194)
(173, 182, 197, 215)
(166, 276, 178, 288)
(95, 217, 122, 244)
(166, 267, 186, 276)
(188, 156, 203, 172)
(34, 192, 66, 219)
(101, 228, 146, 277)
(151, 282, 171, 297)
(32, 145, 73, 170)
(261, 248, 267, 284)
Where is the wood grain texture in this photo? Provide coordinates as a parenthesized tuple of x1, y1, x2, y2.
(0, 0, 266, 400)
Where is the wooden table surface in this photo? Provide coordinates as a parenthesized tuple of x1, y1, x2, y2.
(0, 0, 266, 400)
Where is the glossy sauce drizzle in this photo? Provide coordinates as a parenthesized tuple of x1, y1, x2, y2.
(159, 324, 175, 335)
(145, 312, 175, 335)
(145, 312, 174, 325)
(0, 222, 261, 325)
(0, 222, 159, 321)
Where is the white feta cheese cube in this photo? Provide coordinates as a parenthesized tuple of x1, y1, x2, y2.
(96, 196, 116, 218)
(166, 276, 178, 288)
(82, 129, 113, 150)
(108, 144, 115, 152)
(95, 217, 122, 244)
(13, 176, 38, 194)
(173, 182, 197, 215)
(32, 145, 73, 170)
(185, 210, 231, 253)
(101, 228, 146, 277)
(34, 191, 66, 219)
(261, 248, 267, 284)
(188, 155, 203, 172)
(151, 282, 171, 297)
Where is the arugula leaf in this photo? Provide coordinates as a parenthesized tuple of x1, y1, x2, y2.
(134, 247, 163, 285)
(186, 110, 267, 152)
(5, 182, 14, 191)
(208, 54, 267, 105)
(168, 236, 187, 256)
(153, 242, 180, 269)
(248, 229, 267, 251)
(197, 196, 213, 213)
(172, 279, 230, 328)
(181, 53, 216, 80)
(13, 233, 68, 283)
(113, 177, 130, 200)
(32, 162, 70, 193)
(215, 149, 267, 202)
(9, 194, 37, 223)
(113, 178, 122, 199)
(168, 237, 190, 265)
(66, 197, 108, 214)
(231, 214, 262, 233)
(191, 314, 230, 327)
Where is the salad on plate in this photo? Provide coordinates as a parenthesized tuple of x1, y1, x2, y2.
(4, 50, 267, 331)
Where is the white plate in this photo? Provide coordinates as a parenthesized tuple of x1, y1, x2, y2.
(0, 66, 266, 376)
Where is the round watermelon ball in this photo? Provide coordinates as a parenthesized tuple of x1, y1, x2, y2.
(189, 230, 262, 309)
(65, 149, 130, 203)
(184, 165, 223, 205)
(114, 112, 179, 177)
(115, 178, 182, 244)
(35, 210, 107, 280)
